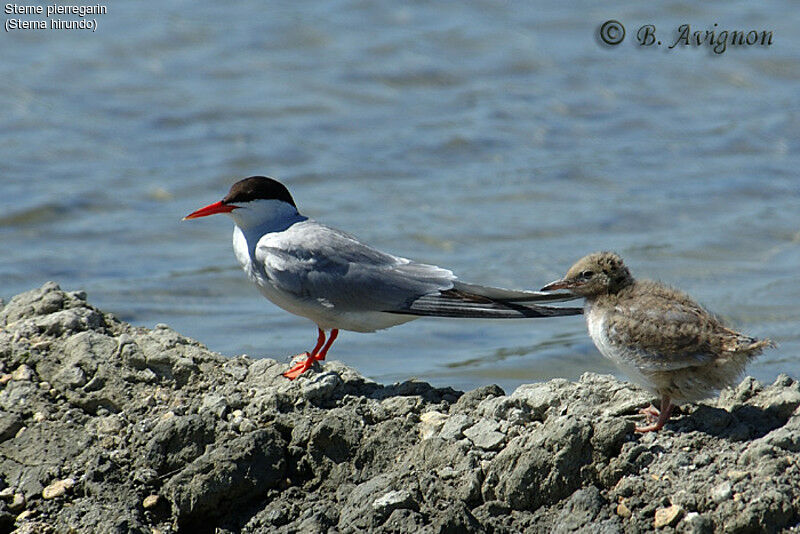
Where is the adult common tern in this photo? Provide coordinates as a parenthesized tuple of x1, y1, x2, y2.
(185, 176, 581, 379)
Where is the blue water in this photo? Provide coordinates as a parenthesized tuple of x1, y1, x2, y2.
(2, 1, 799, 392)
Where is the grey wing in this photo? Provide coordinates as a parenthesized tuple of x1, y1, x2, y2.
(255, 222, 457, 312)
(604, 301, 718, 371)
(256, 221, 581, 318)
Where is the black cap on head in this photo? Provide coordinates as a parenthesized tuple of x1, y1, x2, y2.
(222, 176, 296, 208)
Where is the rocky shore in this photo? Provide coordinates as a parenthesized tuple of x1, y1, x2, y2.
(1, 283, 799, 533)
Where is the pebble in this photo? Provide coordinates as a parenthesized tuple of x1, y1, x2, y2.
(42, 478, 75, 500)
(8, 493, 26, 512)
(463, 419, 506, 451)
(0, 487, 14, 499)
(0, 374, 12, 385)
(15, 510, 35, 522)
(439, 414, 473, 440)
(616, 502, 632, 518)
(32, 412, 46, 423)
(301, 372, 343, 402)
(201, 393, 229, 418)
(727, 470, 749, 482)
(654, 504, 683, 528)
(143, 494, 161, 509)
(238, 419, 257, 433)
(11, 365, 34, 381)
(711, 481, 733, 503)
(96, 415, 124, 434)
(372, 489, 414, 515)
(683, 512, 712, 534)
(418, 411, 448, 440)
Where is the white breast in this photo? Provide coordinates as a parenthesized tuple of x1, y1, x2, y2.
(585, 302, 656, 393)
(231, 226, 416, 332)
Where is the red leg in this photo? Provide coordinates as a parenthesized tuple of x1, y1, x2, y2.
(283, 328, 326, 380)
(309, 327, 326, 357)
(635, 396, 674, 433)
(314, 329, 338, 361)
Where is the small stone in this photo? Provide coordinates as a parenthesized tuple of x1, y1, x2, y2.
(83, 374, 105, 392)
(463, 419, 506, 450)
(0, 374, 12, 385)
(8, 493, 25, 512)
(710, 481, 732, 503)
(54, 365, 87, 388)
(15, 509, 35, 522)
(32, 412, 46, 423)
(201, 393, 228, 418)
(0, 487, 14, 499)
(96, 415, 124, 434)
(238, 419, 256, 433)
(372, 489, 415, 516)
(654, 504, 683, 528)
(616, 502, 632, 518)
(726, 470, 748, 482)
(42, 478, 75, 500)
(419, 411, 449, 440)
(38, 381, 51, 390)
(11, 365, 33, 381)
(133, 468, 158, 485)
(143, 494, 160, 509)
(301, 372, 343, 402)
(439, 414, 473, 440)
(683, 512, 712, 534)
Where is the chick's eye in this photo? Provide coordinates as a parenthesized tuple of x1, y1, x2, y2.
(580, 270, 594, 278)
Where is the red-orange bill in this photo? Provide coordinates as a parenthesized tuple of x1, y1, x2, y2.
(183, 201, 237, 220)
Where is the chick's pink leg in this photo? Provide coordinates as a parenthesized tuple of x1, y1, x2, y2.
(635, 396, 674, 433)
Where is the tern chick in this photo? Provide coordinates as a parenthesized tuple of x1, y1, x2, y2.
(542, 251, 773, 432)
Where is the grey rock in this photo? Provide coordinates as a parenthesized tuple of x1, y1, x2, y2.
(439, 413, 473, 440)
(141, 413, 217, 474)
(164, 428, 287, 522)
(302, 371, 343, 402)
(710, 481, 733, 503)
(338, 474, 395, 529)
(452, 384, 505, 413)
(463, 419, 505, 450)
(483, 416, 593, 509)
(0, 413, 24, 443)
(200, 393, 228, 418)
(372, 489, 416, 517)
(0, 283, 799, 534)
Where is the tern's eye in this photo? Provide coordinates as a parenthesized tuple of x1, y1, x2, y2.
(580, 270, 594, 279)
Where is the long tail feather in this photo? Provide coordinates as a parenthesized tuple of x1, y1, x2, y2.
(390, 288, 583, 319)
(453, 281, 579, 303)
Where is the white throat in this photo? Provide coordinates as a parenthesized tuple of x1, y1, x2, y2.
(228, 198, 307, 256)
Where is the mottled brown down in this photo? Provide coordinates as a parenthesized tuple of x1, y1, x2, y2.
(546, 251, 773, 431)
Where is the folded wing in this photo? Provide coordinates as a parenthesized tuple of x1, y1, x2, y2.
(255, 221, 582, 319)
